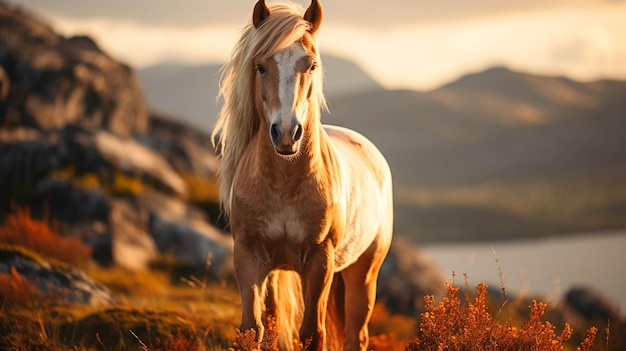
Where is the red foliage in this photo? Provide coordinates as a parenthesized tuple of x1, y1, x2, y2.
(405, 282, 597, 351)
(0, 202, 91, 265)
(165, 328, 202, 351)
(0, 266, 41, 305)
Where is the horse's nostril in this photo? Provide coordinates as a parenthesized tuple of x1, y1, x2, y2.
(270, 123, 280, 143)
(293, 124, 303, 142)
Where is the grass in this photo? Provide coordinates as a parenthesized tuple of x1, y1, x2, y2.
(0, 201, 616, 350)
(0, 263, 239, 351)
(0, 256, 609, 351)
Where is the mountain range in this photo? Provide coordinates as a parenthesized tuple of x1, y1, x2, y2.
(138, 59, 626, 242)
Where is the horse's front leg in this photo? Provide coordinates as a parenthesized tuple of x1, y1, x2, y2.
(300, 241, 334, 351)
(233, 236, 269, 348)
(341, 238, 389, 351)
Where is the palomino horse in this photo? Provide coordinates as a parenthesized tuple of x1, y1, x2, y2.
(212, 1, 393, 350)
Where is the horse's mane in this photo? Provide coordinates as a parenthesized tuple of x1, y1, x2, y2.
(212, 1, 327, 215)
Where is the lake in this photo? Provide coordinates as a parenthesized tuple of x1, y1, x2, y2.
(422, 231, 626, 310)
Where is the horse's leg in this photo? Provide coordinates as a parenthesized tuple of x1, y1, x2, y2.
(325, 273, 345, 350)
(300, 242, 334, 351)
(234, 237, 269, 347)
(341, 238, 389, 351)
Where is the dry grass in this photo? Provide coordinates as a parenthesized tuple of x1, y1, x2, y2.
(0, 199, 606, 351)
(0, 268, 604, 351)
(0, 264, 239, 351)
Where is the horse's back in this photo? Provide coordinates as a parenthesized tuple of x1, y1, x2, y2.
(323, 124, 393, 271)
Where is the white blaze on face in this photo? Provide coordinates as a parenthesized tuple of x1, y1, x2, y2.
(271, 42, 310, 134)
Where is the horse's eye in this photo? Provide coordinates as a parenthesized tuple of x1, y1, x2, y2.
(256, 64, 266, 74)
(310, 62, 317, 71)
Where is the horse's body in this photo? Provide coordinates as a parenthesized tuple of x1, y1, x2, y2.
(213, 1, 393, 350)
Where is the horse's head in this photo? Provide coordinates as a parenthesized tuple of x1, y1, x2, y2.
(252, 0, 324, 159)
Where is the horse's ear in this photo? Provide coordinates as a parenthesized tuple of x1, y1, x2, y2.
(253, 0, 270, 29)
(304, 0, 323, 34)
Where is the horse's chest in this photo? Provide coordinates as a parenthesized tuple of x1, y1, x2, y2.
(263, 205, 308, 242)
(233, 183, 328, 244)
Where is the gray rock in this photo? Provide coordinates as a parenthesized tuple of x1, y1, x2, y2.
(566, 286, 624, 322)
(0, 126, 108, 186)
(109, 199, 158, 271)
(0, 4, 148, 136)
(149, 214, 233, 279)
(137, 113, 219, 177)
(377, 237, 447, 316)
(140, 189, 233, 278)
(94, 130, 188, 198)
(0, 246, 118, 307)
(36, 178, 110, 223)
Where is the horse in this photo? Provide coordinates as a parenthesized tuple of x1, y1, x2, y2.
(212, 1, 393, 350)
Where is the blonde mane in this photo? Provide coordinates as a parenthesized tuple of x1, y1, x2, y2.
(212, 1, 327, 215)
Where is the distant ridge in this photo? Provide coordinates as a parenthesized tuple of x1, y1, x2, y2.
(137, 63, 222, 132)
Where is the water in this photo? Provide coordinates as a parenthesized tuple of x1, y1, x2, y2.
(422, 231, 626, 310)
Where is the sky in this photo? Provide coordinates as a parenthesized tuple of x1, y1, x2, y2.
(9, 0, 626, 90)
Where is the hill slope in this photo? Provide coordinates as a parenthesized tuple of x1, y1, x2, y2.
(137, 53, 626, 243)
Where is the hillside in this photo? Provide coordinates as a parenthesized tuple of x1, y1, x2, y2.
(327, 68, 626, 184)
(1, 3, 624, 350)
(138, 61, 626, 242)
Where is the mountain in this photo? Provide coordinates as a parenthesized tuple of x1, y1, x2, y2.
(327, 67, 626, 185)
(137, 63, 222, 132)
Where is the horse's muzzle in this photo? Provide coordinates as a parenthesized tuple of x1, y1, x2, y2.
(270, 122, 303, 157)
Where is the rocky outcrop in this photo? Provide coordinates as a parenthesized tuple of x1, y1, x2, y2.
(378, 237, 447, 316)
(95, 130, 188, 198)
(140, 112, 220, 178)
(36, 178, 111, 223)
(0, 1, 229, 279)
(0, 125, 107, 186)
(141, 189, 233, 278)
(0, 4, 148, 136)
(0, 246, 118, 307)
(565, 286, 624, 323)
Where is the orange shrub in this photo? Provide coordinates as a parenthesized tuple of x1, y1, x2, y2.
(405, 282, 597, 351)
(0, 266, 41, 306)
(0, 202, 91, 265)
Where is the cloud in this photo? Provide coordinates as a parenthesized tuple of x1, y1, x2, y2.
(11, 0, 612, 29)
(11, 0, 251, 27)
(10, 0, 626, 90)
(47, 16, 238, 67)
(321, 4, 626, 89)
